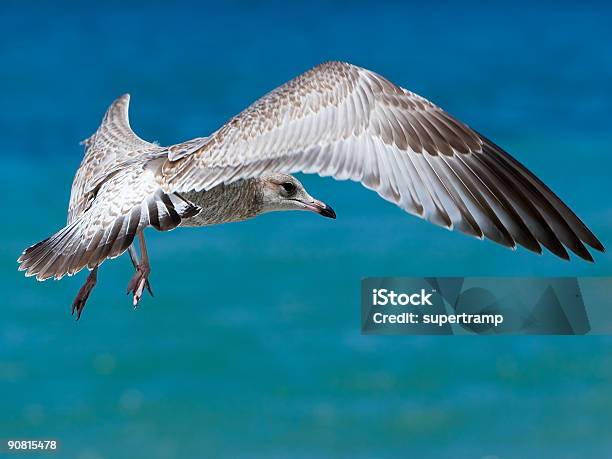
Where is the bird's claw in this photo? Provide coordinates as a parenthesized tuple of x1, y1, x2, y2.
(145, 279, 154, 296)
(127, 265, 151, 308)
(72, 277, 96, 320)
(71, 296, 88, 320)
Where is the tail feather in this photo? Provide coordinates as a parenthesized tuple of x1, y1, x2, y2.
(18, 191, 200, 281)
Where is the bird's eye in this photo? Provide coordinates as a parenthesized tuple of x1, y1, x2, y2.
(281, 182, 296, 194)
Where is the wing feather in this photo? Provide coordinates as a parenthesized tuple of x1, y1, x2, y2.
(161, 61, 603, 260)
(68, 94, 165, 223)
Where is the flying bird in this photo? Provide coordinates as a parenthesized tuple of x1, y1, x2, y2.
(18, 61, 604, 318)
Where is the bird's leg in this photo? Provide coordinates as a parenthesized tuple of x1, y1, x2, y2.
(126, 232, 152, 308)
(128, 244, 153, 296)
(72, 267, 98, 320)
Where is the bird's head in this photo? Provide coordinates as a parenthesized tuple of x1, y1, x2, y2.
(259, 173, 336, 219)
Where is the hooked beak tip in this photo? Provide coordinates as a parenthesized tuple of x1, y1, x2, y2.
(318, 203, 336, 219)
(297, 198, 336, 219)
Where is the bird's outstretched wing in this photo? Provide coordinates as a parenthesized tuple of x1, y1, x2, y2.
(161, 61, 604, 261)
(68, 94, 164, 223)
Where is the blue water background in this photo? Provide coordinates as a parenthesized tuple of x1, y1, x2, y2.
(1, 1, 611, 458)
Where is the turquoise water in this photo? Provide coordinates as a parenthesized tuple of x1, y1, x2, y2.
(2, 1, 611, 458)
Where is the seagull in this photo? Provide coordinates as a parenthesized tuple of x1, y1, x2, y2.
(18, 61, 604, 319)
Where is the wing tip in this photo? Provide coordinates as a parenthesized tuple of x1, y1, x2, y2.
(587, 236, 605, 253)
(115, 93, 132, 109)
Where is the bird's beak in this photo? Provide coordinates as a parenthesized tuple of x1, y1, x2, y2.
(299, 198, 336, 219)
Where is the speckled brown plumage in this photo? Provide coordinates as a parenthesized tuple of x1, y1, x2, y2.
(180, 180, 263, 227)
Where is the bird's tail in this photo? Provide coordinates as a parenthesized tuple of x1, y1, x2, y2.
(18, 188, 201, 281)
(17, 216, 113, 281)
